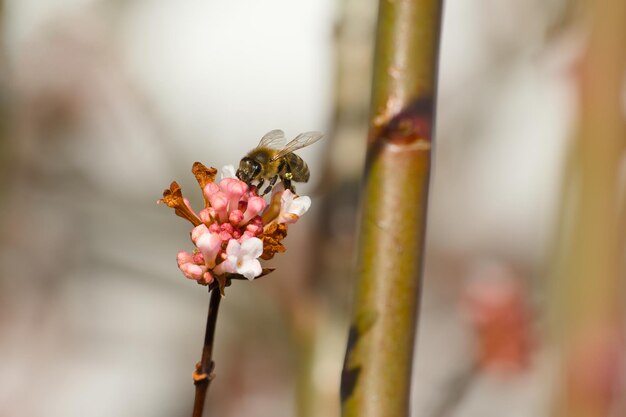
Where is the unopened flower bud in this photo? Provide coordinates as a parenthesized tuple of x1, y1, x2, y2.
(229, 209, 244, 225)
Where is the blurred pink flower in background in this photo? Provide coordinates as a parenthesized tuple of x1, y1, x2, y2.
(460, 261, 534, 375)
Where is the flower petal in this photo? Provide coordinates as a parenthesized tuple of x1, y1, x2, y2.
(281, 189, 295, 206)
(195, 231, 222, 268)
(203, 182, 220, 203)
(209, 191, 229, 223)
(220, 178, 248, 212)
(213, 258, 235, 276)
(225, 238, 242, 258)
(238, 258, 262, 280)
(281, 190, 311, 216)
(221, 165, 238, 180)
(241, 196, 267, 225)
(277, 190, 311, 224)
(176, 251, 194, 265)
(240, 237, 264, 259)
(191, 224, 210, 244)
(177, 251, 208, 280)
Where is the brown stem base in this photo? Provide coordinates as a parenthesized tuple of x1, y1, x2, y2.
(192, 288, 222, 417)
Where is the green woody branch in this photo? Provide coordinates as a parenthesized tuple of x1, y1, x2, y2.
(341, 1, 443, 416)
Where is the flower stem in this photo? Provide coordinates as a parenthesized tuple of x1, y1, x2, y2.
(192, 288, 222, 417)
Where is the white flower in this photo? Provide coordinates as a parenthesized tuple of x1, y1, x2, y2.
(278, 189, 311, 224)
(221, 165, 238, 180)
(214, 237, 263, 280)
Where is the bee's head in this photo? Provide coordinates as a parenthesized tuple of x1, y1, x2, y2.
(236, 157, 261, 183)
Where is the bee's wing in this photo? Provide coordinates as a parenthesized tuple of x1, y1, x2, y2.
(269, 131, 323, 161)
(257, 129, 286, 149)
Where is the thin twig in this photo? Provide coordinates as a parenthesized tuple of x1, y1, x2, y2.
(192, 288, 222, 417)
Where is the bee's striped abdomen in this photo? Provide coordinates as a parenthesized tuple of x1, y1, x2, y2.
(284, 153, 310, 183)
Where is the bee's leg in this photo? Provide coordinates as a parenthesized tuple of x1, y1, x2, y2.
(255, 178, 265, 195)
(262, 175, 279, 196)
(283, 173, 295, 194)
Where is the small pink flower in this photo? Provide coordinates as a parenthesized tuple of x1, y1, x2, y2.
(219, 223, 234, 242)
(220, 178, 248, 212)
(177, 251, 210, 283)
(241, 230, 257, 240)
(198, 208, 212, 224)
(229, 209, 244, 225)
(191, 224, 210, 243)
(277, 190, 311, 224)
(241, 196, 267, 225)
(246, 222, 263, 236)
(203, 182, 220, 201)
(194, 229, 221, 268)
(192, 252, 205, 264)
(209, 191, 229, 222)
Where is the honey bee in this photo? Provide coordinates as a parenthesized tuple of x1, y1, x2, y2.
(236, 129, 323, 195)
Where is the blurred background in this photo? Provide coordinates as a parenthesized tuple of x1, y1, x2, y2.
(0, 0, 620, 416)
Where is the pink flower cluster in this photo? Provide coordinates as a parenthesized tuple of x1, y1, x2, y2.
(160, 164, 311, 290)
(176, 176, 268, 284)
